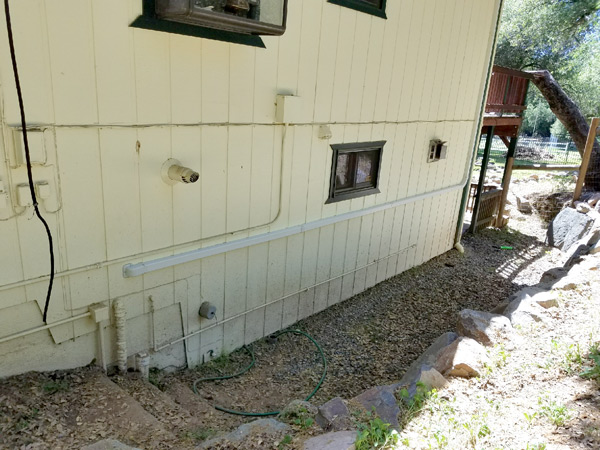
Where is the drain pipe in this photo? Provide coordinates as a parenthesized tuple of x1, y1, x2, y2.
(114, 299, 128, 373)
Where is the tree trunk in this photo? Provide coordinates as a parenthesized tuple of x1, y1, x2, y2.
(529, 70, 600, 191)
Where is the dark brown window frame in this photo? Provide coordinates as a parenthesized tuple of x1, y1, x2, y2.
(327, 0, 387, 19)
(326, 141, 385, 204)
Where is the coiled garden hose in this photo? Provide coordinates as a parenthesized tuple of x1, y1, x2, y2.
(192, 329, 327, 416)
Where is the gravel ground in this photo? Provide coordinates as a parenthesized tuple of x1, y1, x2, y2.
(0, 177, 583, 449)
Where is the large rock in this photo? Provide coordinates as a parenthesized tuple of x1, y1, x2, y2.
(200, 419, 290, 448)
(547, 207, 595, 251)
(457, 309, 513, 347)
(503, 288, 550, 326)
(82, 441, 140, 450)
(418, 366, 448, 390)
(279, 400, 318, 421)
(434, 337, 490, 378)
(352, 386, 401, 430)
(303, 431, 357, 450)
(516, 195, 533, 214)
(393, 332, 458, 392)
(540, 267, 569, 285)
(316, 397, 353, 431)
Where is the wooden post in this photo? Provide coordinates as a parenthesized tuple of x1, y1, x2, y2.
(496, 136, 518, 227)
(470, 126, 495, 233)
(573, 117, 599, 203)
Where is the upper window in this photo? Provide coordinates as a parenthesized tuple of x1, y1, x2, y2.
(327, 141, 385, 204)
(155, 0, 288, 36)
(327, 0, 387, 19)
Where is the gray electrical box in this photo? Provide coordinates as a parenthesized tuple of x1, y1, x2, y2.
(155, 0, 288, 35)
(428, 139, 448, 163)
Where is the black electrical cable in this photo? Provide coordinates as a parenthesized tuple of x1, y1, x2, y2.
(4, 0, 55, 323)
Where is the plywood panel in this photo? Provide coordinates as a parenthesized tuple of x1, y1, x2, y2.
(372, 0, 403, 122)
(0, 220, 23, 285)
(200, 254, 225, 325)
(306, 128, 328, 222)
(376, 209, 395, 283)
(360, 18, 385, 123)
(287, 126, 311, 225)
(330, 9, 356, 122)
(201, 127, 227, 239)
(133, 29, 171, 125)
(169, 35, 202, 125)
(437, 0, 464, 120)
(137, 127, 173, 252)
(229, 45, 255, 124)
(341, 217, 360, 300)
(418, 0, 447, 121)
(99, 128, 142, 260)
(201, 40, 229, 123)
(365, 210, 384, 289)
(447, 0, 473, 121)
(224, 248, 248, 320)
(0, 0, 55, 124)
(345, 15, 371, 123)
(57, 129, 106, 268)
(227, 127, 252, 233)
(253, 39, 279, 124)
(250, 126, 277, 227)
(313, 5, 340, 123)
(172, 127, 202, 245)
(276, 0, 302, 95)
(92, 0, 137, 124)
(296, 0, 323, 122)
(394, 0, 421, 123)
(45, 0, 98, 125)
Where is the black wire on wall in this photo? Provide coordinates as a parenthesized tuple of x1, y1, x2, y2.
(4, 0, 55, 323)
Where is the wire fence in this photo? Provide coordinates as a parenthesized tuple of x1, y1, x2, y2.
(475, 136, 582, 167)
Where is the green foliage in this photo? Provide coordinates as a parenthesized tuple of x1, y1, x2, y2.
(537, 396, 571, 427)
(278, 434, 293, 449)
(525, 443, 547, 450)
(279, 405, 315, 430)
(42, 379, 70, 395)
(580, 342, 600, 382)
(397, 382, 435, 427)
(355, 414, 399, 450)
(183, 427, 217, 441)
(550, 119, 569, 140)
(496, 0, 600, 127)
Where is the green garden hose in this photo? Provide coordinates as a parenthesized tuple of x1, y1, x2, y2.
(192, 329, 327, 416)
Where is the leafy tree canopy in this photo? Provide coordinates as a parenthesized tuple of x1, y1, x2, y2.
(495, 0, 600, 124)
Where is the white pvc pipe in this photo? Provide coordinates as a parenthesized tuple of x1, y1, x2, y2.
(123, 182, 465, 278)
(0, 312, 91, 345)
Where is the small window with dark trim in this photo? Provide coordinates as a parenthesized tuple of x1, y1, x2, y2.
(327, 141, 385, 204)
(327, 0, 386, 19)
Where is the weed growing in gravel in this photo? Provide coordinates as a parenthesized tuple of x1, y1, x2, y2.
(279, 405, 315, 429)
(580, 341, 600, 382)
(397, 382, 440, 427)
(461, 413, 491, 448)
(525, 443, 547, 450)
(355, 414, 399, 450)
(277, 434, 293, 449)
(183, 427, 217, 441)
(41, 379, 70, 394)
(537, 396, 571, 427)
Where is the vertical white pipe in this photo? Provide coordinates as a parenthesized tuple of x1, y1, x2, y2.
(114, 299, 128, 373)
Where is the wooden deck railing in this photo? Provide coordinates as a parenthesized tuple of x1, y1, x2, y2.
(485, 65, 533, 116)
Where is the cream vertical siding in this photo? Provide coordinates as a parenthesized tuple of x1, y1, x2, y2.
(0, 0, 500, 376)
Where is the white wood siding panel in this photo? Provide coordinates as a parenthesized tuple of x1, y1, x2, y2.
(360, 19, 385, 123)
(253, 38, 279, 124)
(345, 15, 371, 123)
(138, 127, 173, 252)
(0, 0, 54, 124)
(250, 126, 277, 227)
(201, 40, 230, 123)
(92, 0, 137, 124)
(0, 220, 23, 285)
(227, 127, 252, 233)
(330, 9, 357, 122)
(224, 248, 248, 319)
(229, 45, 255, 124)
(373, 0, 403, 123)
(296, 0, 323, 123)
(313, 5, 340, 123)
(172, 127, 202, 245)
(57, 129, 106, 268)
(45, 0, 98, 125)
(169, 35, 203, 125)
(99, 128, 142, 260)
(201, 127, 227, 239)
(276, 0, 302, 95)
